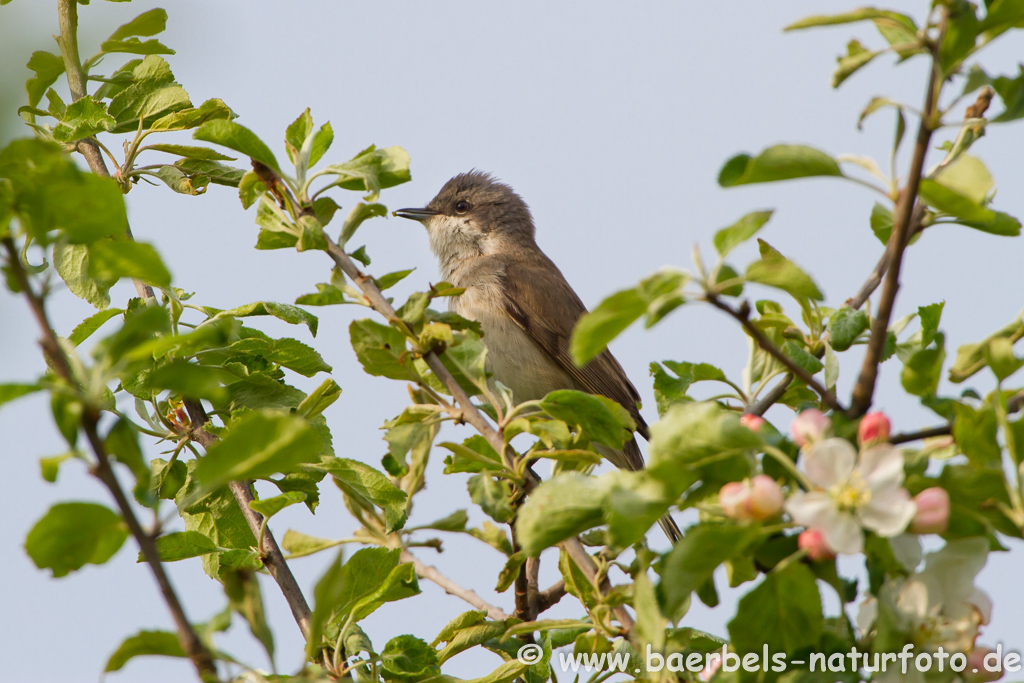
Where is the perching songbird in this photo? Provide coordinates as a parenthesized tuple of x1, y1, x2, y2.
(395, 171, 681, 543)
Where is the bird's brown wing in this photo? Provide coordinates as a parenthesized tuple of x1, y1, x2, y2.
(498, 252, 650, 442)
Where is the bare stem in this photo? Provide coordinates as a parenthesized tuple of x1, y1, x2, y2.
(3, 238, 217, 682)
(558, 538, 635, 638)
(55, 0, 155, 302)
(848, 19, 945, 418)
(400, 550, 510, 620)
(182, 399, 312, 639)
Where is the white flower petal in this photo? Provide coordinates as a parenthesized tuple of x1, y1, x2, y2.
(921, 537, 989, 608)
(859, 487, 916, 536)
(889, 533, 923, 571)
(856, 597, 878, 635)
(969, 588, 993, 625)
(785, 491, 834, 527)
(859, 443, 906, 490)
(897, 579, 929, 619)
(821, 509, 863, 554)
(800, 438, 856, 488)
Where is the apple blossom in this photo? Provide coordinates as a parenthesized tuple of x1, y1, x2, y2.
(784, 438, 916, 554)
(858, 411, 891, 446)
(909, 487, 951, 534)
(790, 409, 831, 447)
(798, 529, 834, 561)
(719, 475, 784, 521)
(739, 414, 766, 432)
(967, 647, 1003, 682)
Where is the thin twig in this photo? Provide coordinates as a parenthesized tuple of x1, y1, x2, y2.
(3, 238, 217, 682)
(889, 390, 1024, 444)
(400, 550, 509, 621)
(55, 0, 155, 302)
(707, 295, 845, 413)
(182, 399, 313, 639)
(848, 16, 945, 418)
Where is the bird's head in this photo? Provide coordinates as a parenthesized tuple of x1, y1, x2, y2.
(394, 171, 535, 268)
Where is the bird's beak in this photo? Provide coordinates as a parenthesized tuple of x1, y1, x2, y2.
(393, 207, 439, 222)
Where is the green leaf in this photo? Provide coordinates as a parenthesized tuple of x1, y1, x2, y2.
(192, 410, 322, 492)
(71, 309, 124, 348)
(784, 8, 916, 31)
(658, 524, 760, 621)
(310, 121, 334, 167)
(147, 360, 228, 402)
(540, 390, 635, 449)
(107, 8, 168, 41)
(322, 145, 411, 201)
(104, 417, 152, 505)
(194, 119, 280, 173)
(468, 474, 515, 523)
(249, 491, 306, 519)
(416, 509, 469, 533)
(176, 462, 258, 578)
(53, 96, 115, 142)
(953, 402, 1001, 467)
(381, 635, 440, 682)
(100, 38, 174, 56)
(728, 562, 823, 656)
(919, 178, 994, 224)
(901, 344, 945, 397)
(349, 318, 420, 382)
(144, 144, 235, 161)
(297, 214, 328, 252)
(828, 306, 869, 351)
(339, 202, 387, 246)
(174, 158, 245, 188)
(516, 473, 612, 555)
(150, 98, 233, 131)
(105, 630, 185, 672)
(285, 108, 313, 164)
(0, 382, 42, 411)
(870, 202, 895, 244)
(281, 530, 338, 558)
(224, 331, 331, 377)
(24, 51, 65, 109)
(783, 340, 824, 374)
(570, 289, 646, 366)
(147, 530, 218, 562)
(206, 301, 318, 336)
(649, 361, 728, 417)
(312, 457, 409, 533)
(88, 239, 171, 287)
(25, 502, 128, 577)
(745, 239, 824, 301)
(53, 242, 115, 307)
(919, 301, 944, 347)
(296, 378, 341, 418)
(940, 4, 979, 73)
(833, 39, 882, 88)
(107, 57, 191, 133)
(718, 145, 842, 187)
(713, 210, 773, 257)
(151, 165, 207, 195)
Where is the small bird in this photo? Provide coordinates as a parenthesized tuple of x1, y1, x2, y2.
(395, 171, 680, 543)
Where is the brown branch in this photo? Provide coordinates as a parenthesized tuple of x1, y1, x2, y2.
(56, 0, 155, 302)
(525, 557, 541, 622)
(536, 580, 567, 614)
(848, 18, 945, 418)
(400, 550, 510, 621)
(707, 295, 845, 413)
(182, 399, 312, 639)
(3, 238, 217, 682)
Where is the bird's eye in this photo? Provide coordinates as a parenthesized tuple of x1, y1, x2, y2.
(454, 200, 471, 214)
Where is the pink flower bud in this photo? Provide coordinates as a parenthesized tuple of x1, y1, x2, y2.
(798, 529, 835, 561)
(791, 409, 831, 447)
(966, 647, 1003, 682)
(719, 475, 783, 521)
(858, 411, 891, 446)
(700, 656, 721, 681)
(909, 487, 950, 534)
(740, 414, 766, 432)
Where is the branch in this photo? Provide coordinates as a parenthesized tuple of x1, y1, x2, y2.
(56, 0, 155, 302)
(3, 238, 217, 682)
(400, 550, 510, 621)
(536, 580, 567, 614)
(558, 538, 635, 637)
(182, 399, 313, 639)
(848, 18, 945, 418)
(707, 295, 845, 413)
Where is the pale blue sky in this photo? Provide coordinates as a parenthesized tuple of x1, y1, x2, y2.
(1, 2, 1023, 681)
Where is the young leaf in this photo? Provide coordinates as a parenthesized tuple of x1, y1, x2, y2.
(107, 8, 168, 42)
(515, 473, 612, 556)
(339, 202, 387, 246)
(205, 301, 318, 336)
(745, 239, 824, 301)
(718, 145, 843, 187)
(321, 145, 411, 201)
(88, 239, 172, 287)
(25, 51, 65, 109)
(713, 210, 773, 257)
(52, 96, 115, 142)
(193, 411, 322, 492)
(380, 635, 440, 682)
(833, 39, 881, 88)
(150, 98, 234, 131)
(54, 242, 116, 309)
(147, 530, 218, 562)
(539, 390, 635, 449)
(727, 562, 823, 656)
(194, 119, 280, 173)
(349, 319, 420, 382)
(143, 144, 235, 161)
(312, 457, 409, 532)
(25, 502, 128, 577)
(105, 630, 186, 672)
(0, 382, 42, 411)
(249, 491, 306, 519)
(570, 288, 646, 366)
(828, 307, 869, 351)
